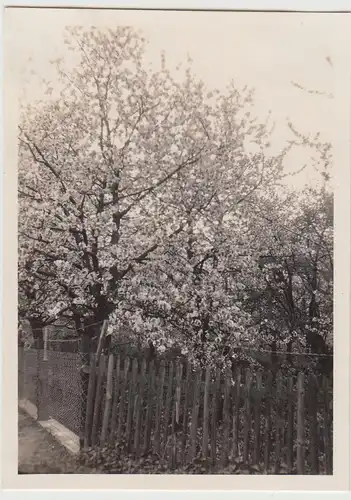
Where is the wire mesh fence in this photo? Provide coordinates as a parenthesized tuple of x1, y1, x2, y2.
(18, 347, 83, 435)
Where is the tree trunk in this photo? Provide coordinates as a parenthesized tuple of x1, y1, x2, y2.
(29, 317, 44, 349)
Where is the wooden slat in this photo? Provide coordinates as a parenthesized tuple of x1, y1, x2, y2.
(202, 366, 211, 460)
(296, 371, 305, 474)
(323, 376, 332, 474)
(109, 354, 121, 443)
(274, 375, 282, 474)
(286, 376, 294, 473)
(117, 356, 130, 442)
(188, 367, 201, 462)
(231, 368, 241, 459)
(264, 374, 272, 473)
(126, 358, 138, 450)
(211, 368, 221, 466)
(134, 359, 146, 456)
(100, 353, 115, 446)
(242, 369, 252, 465)
(253, 371, 262, 465)
(144, 360, 155, 454)
(221, 368, 231, 467)
(175, 361, 182, 427)
(307, 374, 318, 474)
(170, 361, 182, 467)
(180, 361, 192, 461)
(154, 360, 165, 454)
(83, 354, 96, 449)
(91, 354, 106, 446)
(163, 360, 174, 458)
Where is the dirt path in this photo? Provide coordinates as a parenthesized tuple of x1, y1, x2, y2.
(18, 410, 80, 474)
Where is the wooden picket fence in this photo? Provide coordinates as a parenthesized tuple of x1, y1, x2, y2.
(82, 352, 333, 474)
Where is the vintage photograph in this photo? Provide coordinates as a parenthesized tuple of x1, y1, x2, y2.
(16, 9, 336, 477)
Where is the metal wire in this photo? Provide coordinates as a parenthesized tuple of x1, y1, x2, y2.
(18, 347, 84, 436)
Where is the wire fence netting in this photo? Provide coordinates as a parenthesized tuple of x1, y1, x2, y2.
(18, 347, 84, 435)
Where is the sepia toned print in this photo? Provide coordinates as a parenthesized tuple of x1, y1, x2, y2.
(5, 7, 349, 489)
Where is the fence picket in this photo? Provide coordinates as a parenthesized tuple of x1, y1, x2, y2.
(323, 376, 332, 474)
(274, 375, 282, 474)
(253, 371, 262, 465)
(221, 368, 231, 467)
(287, 376, 294, 473)
(168, 362, 180, 468)
(91, 354, 106, 446)
(134, 359, 146, 456)
(83, 354, 96, 449)
(171, 361, 182, 466)
(231, 368, 241, 459)
(308, 374, 318, 474)
(264, 373, 272, 473)
(296, 372, 305, 474)
(126, 358, 138, 450)
(243, 369, 252, 465)
(175, 361, 182, 428)
(109, 354, 121, 442)
(211, 368, 221, 466)
(144, 360, 155, 454)
(163, 360, 174, 458)
(202, 366, 211, 460)
(181, 361, 192, 460)
(100, 353, 115, 446)
(189, 367, 201, 462)
(154, 360, 165, 454)
(117, 356, 130, 442)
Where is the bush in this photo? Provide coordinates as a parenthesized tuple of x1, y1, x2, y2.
(78, 441, 277, 475)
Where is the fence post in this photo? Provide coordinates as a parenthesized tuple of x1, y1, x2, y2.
(18, 347, 25, 401)
(296, 371, 305, 474)
(80, 322, 91, 450)
(36, 348, 49, 421)
(39, 327, 50, 421)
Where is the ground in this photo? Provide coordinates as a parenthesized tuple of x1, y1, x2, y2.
(18, 410, 80, 474)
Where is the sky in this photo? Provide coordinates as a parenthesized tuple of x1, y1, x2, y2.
(6, 9, 350, 191)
